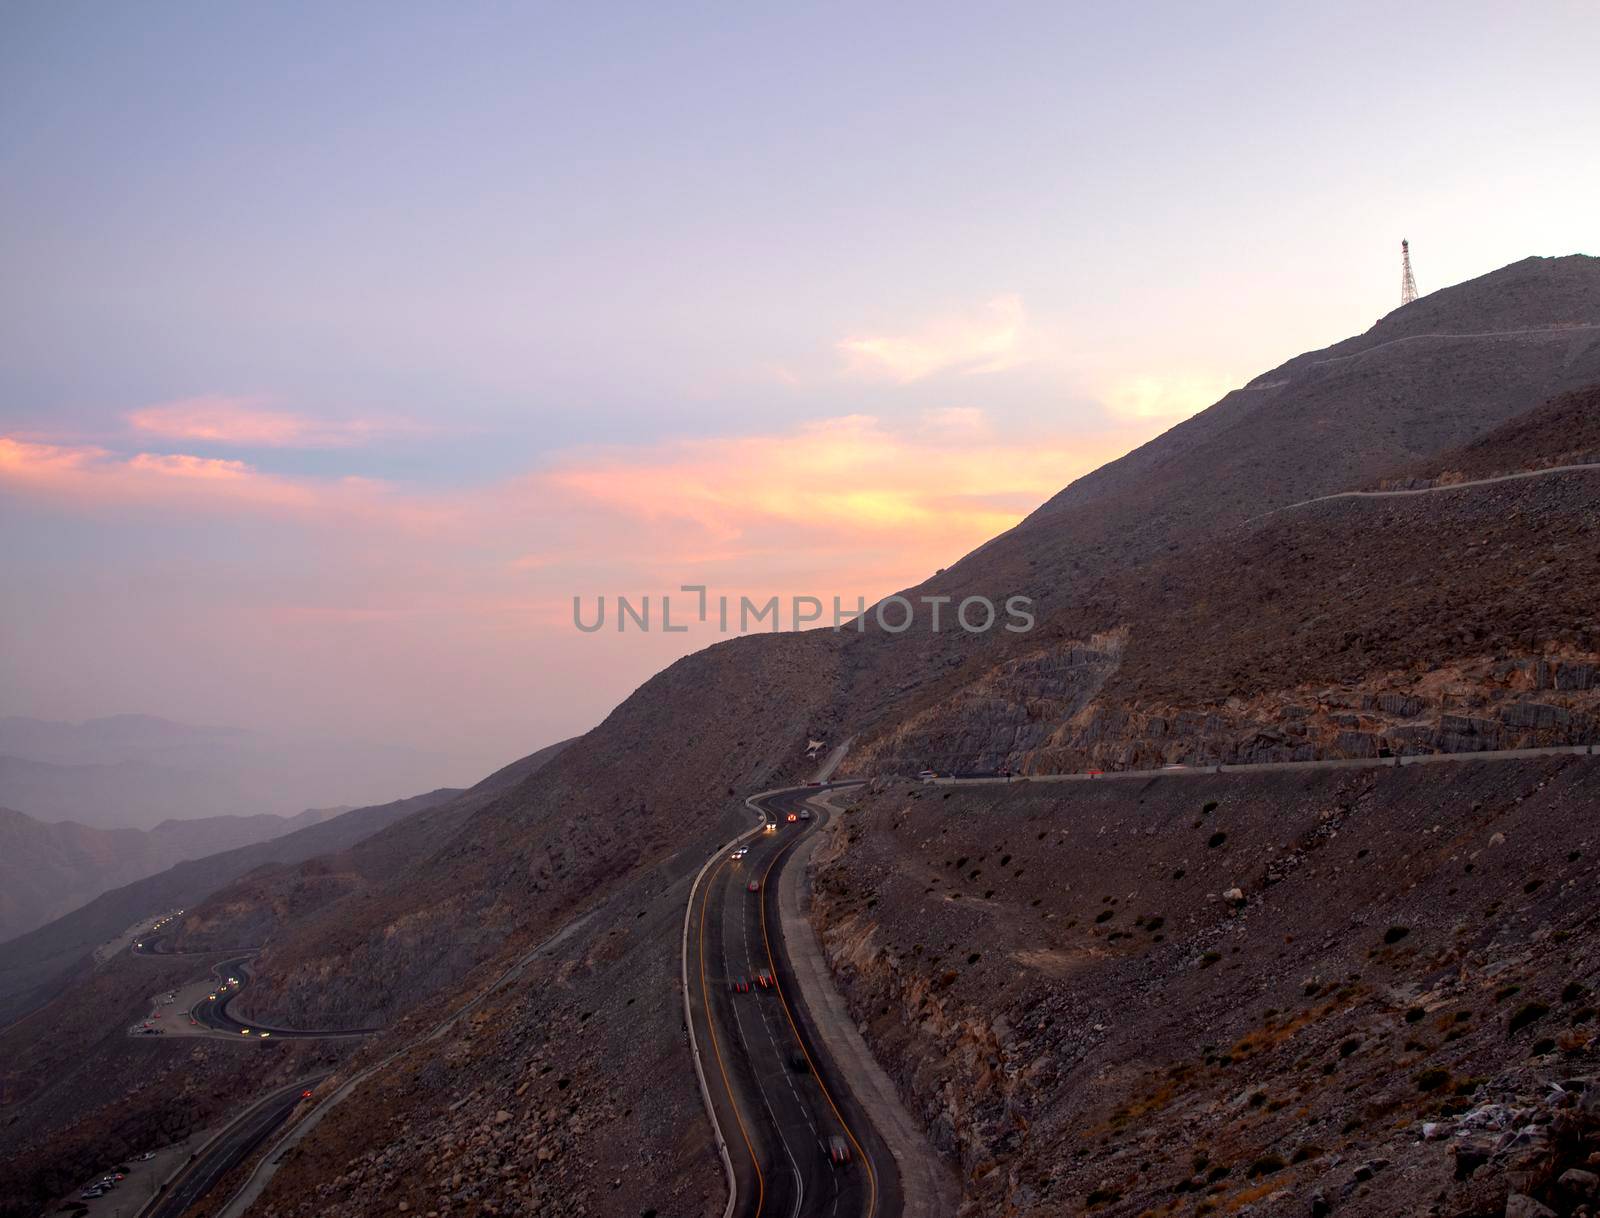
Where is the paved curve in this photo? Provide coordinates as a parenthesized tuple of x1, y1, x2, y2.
(189, 955, 381, 1040)
(688, 784, 901, 1218)
(140, 1075, 326, 1218)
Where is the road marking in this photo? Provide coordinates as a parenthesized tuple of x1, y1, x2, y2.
(730, 992, 805, 1218)
(699, 853, 766, 1215)
(759, 802, 879, 1218)
(736, 840, 807, 1217)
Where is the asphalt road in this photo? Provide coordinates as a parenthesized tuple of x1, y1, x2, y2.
(143, 1075, 326, 1218)
(1254, 458, 1600, 521)
(690, 785, 901, 1218)
(188, 955, 379, 1039)
(142, 1075, 326, 1216)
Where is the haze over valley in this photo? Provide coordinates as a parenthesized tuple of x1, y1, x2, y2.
(2, 5, 1598, 1218)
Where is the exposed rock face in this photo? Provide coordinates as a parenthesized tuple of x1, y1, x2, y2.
(856, 647, 1600, 775)
(810, 755, 1600, 1216)
(850, 454, 1600, 778)
(8, 257, 1600, 1218)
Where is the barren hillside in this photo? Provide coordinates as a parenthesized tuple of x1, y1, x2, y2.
(810, 756, 1600, 1217)
(4, 255, 1600, 1218)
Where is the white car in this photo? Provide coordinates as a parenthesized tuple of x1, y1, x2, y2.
(917, 769, 938, 782)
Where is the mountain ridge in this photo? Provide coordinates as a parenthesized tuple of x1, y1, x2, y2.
(4, 254, 1600, 1218)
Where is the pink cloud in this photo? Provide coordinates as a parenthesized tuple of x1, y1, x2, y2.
(127, 396, 419, 448)
(2, 407, 1168, 656)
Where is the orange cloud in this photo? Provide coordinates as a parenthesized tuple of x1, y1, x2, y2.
(2, 406, 1167, 637)
(0, 433, 459, 530)
(127, 396, 417, 448)
(838, 295, 1030, 383)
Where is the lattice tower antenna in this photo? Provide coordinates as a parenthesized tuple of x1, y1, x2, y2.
(1401, 238, 1419, 306)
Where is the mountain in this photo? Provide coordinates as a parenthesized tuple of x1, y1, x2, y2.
(0, 804, 348, 946)
(0, 714, 486, 829)
(3, 255, 1599, 1218)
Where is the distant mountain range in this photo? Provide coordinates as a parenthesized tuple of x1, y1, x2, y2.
(0, 713, 479, 829)
(0, 802, 348, 946)
(4, 255, 1600, 1218)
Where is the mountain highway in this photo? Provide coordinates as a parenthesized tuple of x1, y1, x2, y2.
(1252, 459, 1600, 521)
(688, 785, 901, 1218)
(140, 1075, 326, 1218)
(187, 954, 380, 1039)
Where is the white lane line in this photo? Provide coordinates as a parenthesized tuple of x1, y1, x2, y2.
(730, 859, 804, 1218)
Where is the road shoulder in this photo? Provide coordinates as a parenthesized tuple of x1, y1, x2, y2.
(781, 795, 960, 1218)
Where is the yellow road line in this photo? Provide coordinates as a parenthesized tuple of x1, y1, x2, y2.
(700, 852, 766, 1215)
(759, 807, 878, 1218)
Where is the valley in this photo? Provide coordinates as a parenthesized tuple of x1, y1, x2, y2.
(2, 255, 1599, 1218)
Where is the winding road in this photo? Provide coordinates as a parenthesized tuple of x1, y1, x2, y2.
(188, 955, 380, 1039)
(1251, 458, 1600, 522)
(687, 785, 906, 1218)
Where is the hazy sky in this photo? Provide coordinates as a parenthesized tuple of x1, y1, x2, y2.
(3, 1, 1597, 785)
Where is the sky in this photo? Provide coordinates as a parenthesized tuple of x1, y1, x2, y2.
(2, 1, 1597, 790)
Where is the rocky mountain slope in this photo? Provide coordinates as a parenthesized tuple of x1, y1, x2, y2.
(0, 803, 353, 947)
(810, 756, 1600, 1217)
(4, 254, 1599, 1218)
(1384, 382, 1600, 487)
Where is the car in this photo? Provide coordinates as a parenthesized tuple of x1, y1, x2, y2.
(917, 769, 937, 782)
(138, 1152, 156, 1161)
(747, 880, 760, 892)
(259, 1031, 272, 1038)
(763, 822, 777, 833)
(730, 846, 747, 859)
(301, 1089, 315, 1098)
(240, 1028, 251, 1035)
(728, 977, 750, 994)
(827, 1135, 852, 1165)
(754, 971, 773, 989)
(208, 993, 217, 1000)
(799, 809, 811, 820)
(80, 1189, 104, 1199)
(805, 780, 821, 787)
(786, 812, 798, 823)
